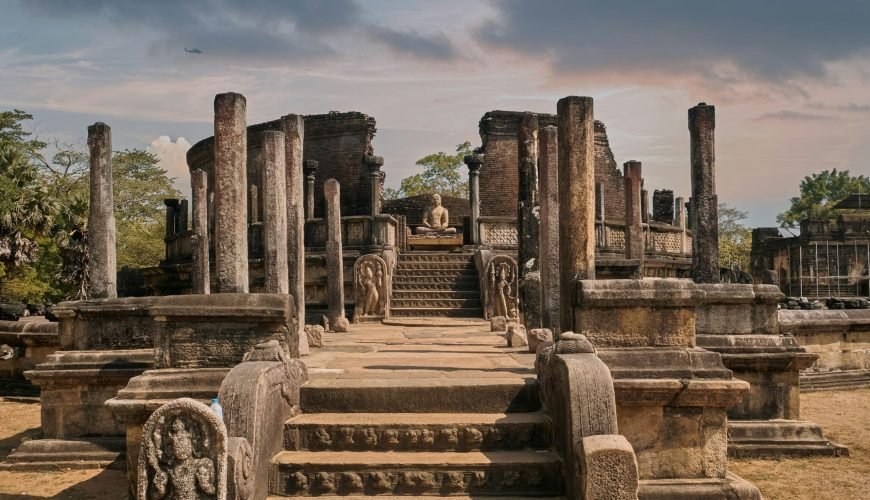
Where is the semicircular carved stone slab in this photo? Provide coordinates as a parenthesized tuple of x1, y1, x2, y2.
(483, 255, 519, 320)
(352, 254, 390, 323)
(137, 397, 228, 500)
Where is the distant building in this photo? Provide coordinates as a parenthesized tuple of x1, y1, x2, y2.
(751, 194, 870, 297)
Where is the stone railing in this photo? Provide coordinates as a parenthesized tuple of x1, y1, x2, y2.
(305, 215, 397, 250)
(478, 216, 519, 248)
(536, 332, 638, 499)
(596, 221, 691, 257)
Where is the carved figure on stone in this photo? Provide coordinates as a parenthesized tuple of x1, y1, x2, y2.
(483, 256, 519, 320)
(137, 398, 227, 500)
(416, 194, 456, 235)
(352, 254, 390, 322)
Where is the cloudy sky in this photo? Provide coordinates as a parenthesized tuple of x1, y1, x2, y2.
(2, 0, 869, 227)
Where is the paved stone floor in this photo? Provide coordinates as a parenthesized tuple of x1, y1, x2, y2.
(305, 319, 535, 382)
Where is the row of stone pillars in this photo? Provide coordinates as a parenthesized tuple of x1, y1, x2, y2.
(468, 98, 720, 334)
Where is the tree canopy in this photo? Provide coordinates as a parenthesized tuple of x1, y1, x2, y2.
(0, 109, 180, 303)
(776, 169, 870, 229)
(718, 203, 752, 271)
(385, 141, 473, 199)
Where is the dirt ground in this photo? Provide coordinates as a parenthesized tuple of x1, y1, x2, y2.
(0, 389, 867, 499)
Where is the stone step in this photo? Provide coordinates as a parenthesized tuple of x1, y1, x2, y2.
(728, 442, 849, 458)
(0, 437, 125, 471)
(269, 496, 565, 500)
(390, 307, 484, 318)
(284, 412, 551, 452)
(392, 298, 482, 309)
(302, 378, 540, 413)
(392, 290, 481, 300)
(727, 420, 849, 458)
(392, 281, 479, 291)
(269, 450, 563, 497)
(393, 270, 477, 280)
(799, 369, 870, 392)
(396, 263, 476, 272)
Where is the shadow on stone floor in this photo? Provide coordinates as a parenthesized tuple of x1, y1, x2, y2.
(365, 365, 533, 374)
(1, 467, 128, 499)
(0, 428, 41, 462)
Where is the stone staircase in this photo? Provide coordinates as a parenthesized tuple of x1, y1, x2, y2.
(267, 376, 563, 497)
(390, 252, 483, 318)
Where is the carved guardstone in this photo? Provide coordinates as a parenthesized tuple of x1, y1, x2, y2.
(482, 255, 519, 321)
(352, 255, 390, 323)
(137, 398, 227, 500)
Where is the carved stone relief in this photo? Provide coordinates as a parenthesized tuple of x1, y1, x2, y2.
(137, 398, 227, 500)
(352, 254, 390, 323)
(482, 255, 519, 320)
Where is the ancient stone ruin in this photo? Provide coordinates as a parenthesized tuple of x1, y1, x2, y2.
(2, 90, 865, 500)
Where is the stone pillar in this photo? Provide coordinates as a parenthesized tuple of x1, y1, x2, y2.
(365, 155, 384, 217)
(164, 199, 178, 239)
(303, 160, 318, 221)
(261, 131, 289, 294)
(464, 154, 483, 245)
(624, 161, 643, 261)
(653, 189, 675, 225)
(538, 125, 560, 333)
(595, 181, 605, 222)
(178, 200, 189, 234)
(281, 114, 306, 332)
(641, 188, 649, 224)
(249, 185, 259, 224)
(325, 179, 348, 332)
(191, 169, 210, 294)
(518, 113, 542, 329)
(689, 103, 719, 283)
(557, 96, 596, 332)
(86, 122, 117, 299)
(675, 196, 688, 254)
(213, 92, 249, 293)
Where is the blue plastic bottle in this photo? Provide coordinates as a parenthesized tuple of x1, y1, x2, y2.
(210, 397, 223, 421)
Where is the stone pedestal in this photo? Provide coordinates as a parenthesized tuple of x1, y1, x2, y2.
(557, 96, 596, 333)
(573, 279, 761, 498)
(86, 122, 117, 298)
(695, 284, 848, 458)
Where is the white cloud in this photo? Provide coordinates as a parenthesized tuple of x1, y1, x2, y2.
(147, 135, 192, 197)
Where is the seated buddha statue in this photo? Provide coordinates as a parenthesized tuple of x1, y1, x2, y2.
(415, 194, 456, 235)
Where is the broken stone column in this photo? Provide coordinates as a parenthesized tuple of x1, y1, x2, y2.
(623, 161, 643, 261)
(653, 189, 674, 225)
(557, 96, 596, 332)
(365, 155, 384, 216)
(325, 179, 348, 332)
(213, 92, 249, 293)
(281, 115, 306, 333)
(675, 196, 688, 254)
(190, 169, 210, 294)
(261, 131, 289, 294)
(689, 103, 719, 283)
(538, 125, 560, 333)
(303, 159, 318, 222)
(164, 199, 178, 239)
(518, 112, 542, 329)
(464, 153, 483, 245)
(641, 188, 649, 224)
(86, 122, 117, 299)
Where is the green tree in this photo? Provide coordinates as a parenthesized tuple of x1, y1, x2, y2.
(719, 203, 752, 270)
(390, 142, 474, 199)
(776, 169, 870, 228)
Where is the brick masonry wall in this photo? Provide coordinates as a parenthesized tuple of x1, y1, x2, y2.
(478, 111, 627, 221)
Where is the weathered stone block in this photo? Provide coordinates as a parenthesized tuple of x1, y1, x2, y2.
(575, 280, 704, 348)
(305, 325, 325, 348)
(506, 324, 528, 347)
(490, 316, 507, 332)
(528, 328, 554, 353)
(579, 434, 638, 500)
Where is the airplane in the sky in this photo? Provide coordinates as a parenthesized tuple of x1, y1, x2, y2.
(184, 47, 203, 54)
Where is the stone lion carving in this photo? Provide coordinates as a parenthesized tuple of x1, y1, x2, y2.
(137, 398, 227, 500)
(352, 254, 390, 322)
(483, 255, 519, 320)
